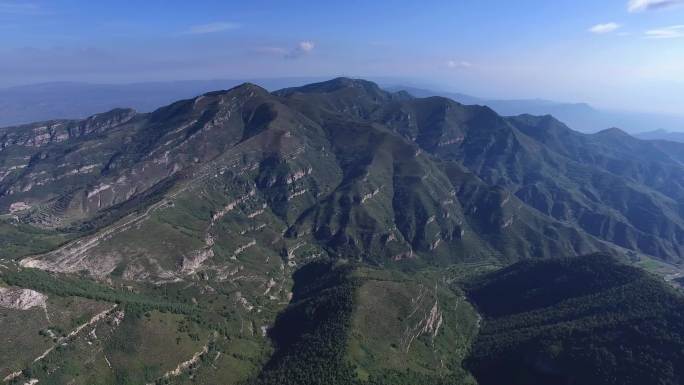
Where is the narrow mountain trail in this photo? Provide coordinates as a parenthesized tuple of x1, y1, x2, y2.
(32, 305, 119, 364)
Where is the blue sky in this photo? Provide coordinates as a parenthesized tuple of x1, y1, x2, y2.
(1, 0, 684, 114)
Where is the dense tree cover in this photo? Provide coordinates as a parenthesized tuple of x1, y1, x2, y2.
(466, 253, 641, 317)
(251, 260, 359, 385)
(2, 267, 197, 315)
(365, 369, 475, 385)
(465, 253, 684, 385)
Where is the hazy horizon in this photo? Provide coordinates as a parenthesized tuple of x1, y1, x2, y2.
(4, 75, 684, 121)
(2, 0, 684, 115)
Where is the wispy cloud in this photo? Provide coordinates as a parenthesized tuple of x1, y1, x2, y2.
(284, 41, 315, 59)
(645, 25, 684, 38)
(447, 60, 472, 69)
(252, 46, 288, 55)
(628, 0, 684, 12)
(185, 22, 240, 35)
(589, 23, 621, 34)
(0, 2, 41, 14)
(253, 41, 316, 59)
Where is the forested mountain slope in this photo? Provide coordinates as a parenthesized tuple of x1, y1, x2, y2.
(2, 78, 684, 385)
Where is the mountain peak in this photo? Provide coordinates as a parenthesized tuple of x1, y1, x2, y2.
(595, 127, 631, 138)
(308, 77, 380, 91)
(275, 77, 386, 97)
(204, 82, 269, 97)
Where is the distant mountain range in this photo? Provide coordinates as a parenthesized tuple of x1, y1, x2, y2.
(635, 129, 684, 143)
(2, 79, 684, 135)
(388, 85, 684, 134)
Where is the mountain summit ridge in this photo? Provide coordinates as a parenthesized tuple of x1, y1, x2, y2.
(2, 78, 684, 277)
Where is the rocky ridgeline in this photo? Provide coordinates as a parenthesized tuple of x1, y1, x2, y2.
(0, 108, 136, 148)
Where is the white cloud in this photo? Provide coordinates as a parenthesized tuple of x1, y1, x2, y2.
(447, 60, 472, 69)
(628, 0, 684, 12)
(589, 23, 621, 34)
(185, 22, 240, 35)
(285, 41, 315, 58)
(298, 41, 315, 53)
(254, 41, 315, 59)
(645, 25, 684, 38)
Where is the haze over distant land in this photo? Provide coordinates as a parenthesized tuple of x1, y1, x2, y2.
(2, 79, 683, 134)
(0, 78, 328, 127)
(635, 129, 684, 143)
(385, 85, 684, 134)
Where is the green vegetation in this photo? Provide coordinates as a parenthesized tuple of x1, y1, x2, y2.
(252, 260, 359, 385)
(1, 266, 277, 385)
(4, 77, 684, 385)
(0, 295, 112, 379)
(348, 267, 478, 384)
(0, 220, 75, 258)
(2, 268, 197, 315)
(250, 262, 481, 385)
(65, 175, 179, 234)
(465, 254, 684, 385)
